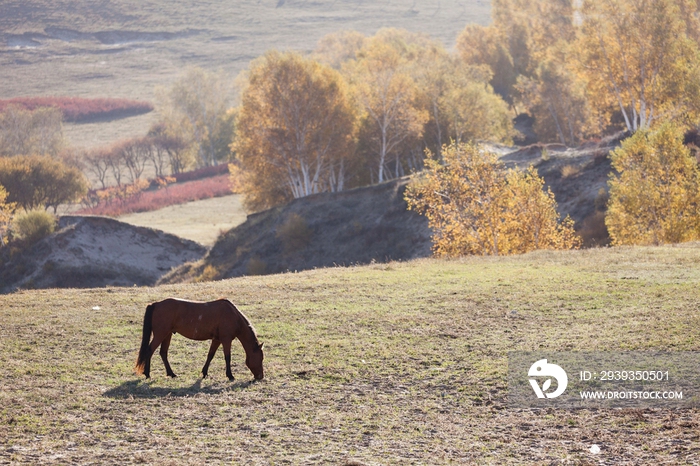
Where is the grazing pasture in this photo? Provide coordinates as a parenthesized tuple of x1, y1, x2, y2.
(1, 245, 699, 464)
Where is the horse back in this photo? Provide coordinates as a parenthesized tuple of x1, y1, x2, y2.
(151, 298, 240, 341)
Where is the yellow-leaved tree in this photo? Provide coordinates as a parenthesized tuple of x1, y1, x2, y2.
(346, 34, 428, 183)
(606, 123, 700, 245)
(235, 51, 358, 211)
(156, 67, 232, 168)
(405, 141, 580, 256)
(576, 0, 700, 132)
(413, 44, 513, 157)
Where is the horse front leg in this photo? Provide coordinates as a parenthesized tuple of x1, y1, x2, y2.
(144, 332, 167, 379)
(221, 338, 234, 381)
(201, 338, 220, 379)
(159, 333, 177, 378)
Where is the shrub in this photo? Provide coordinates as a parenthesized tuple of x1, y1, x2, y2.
(173, 164, 229, 183)
(405, 141, 580, 256)
(0, 185, 15, 246)
(276, 214, 312, 253)
(11, 210, 56, 244)
(197, 264, 221, 282)
(560, 164, 580, 178)
(606, 124, 700, 245)
(75, 174, 232, 217)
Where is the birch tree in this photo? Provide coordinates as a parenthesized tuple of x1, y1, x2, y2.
(236, 51, 357, 211)
(517, 44, 591, 145)
(0, 105, 64, 157)
(577, 0, 700, 132)
(348, 39, 427, 183)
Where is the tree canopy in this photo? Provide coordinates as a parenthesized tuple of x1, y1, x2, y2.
(235, 51, 358, 211)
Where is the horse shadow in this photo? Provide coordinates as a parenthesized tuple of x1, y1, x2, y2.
(103, 378, 256, 399)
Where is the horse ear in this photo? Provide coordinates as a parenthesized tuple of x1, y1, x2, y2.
(259, 342, 264, 350)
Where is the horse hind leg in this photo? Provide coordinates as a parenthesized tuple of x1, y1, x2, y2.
(143, 335, 165, 379)
(159, 333, 177, 378)
(201, 339, 221, 379)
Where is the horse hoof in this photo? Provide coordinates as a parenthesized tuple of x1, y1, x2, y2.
(168, 373, 177, 378)
(227, 376, 235, 382)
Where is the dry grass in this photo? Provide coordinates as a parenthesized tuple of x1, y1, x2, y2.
(1, 245, 700, 464)
(560, 164, 582, 178)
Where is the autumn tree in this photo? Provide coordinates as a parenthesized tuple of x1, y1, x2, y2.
(236, 51, 358, 211)
(517, 44, 591, 145)
(348, 36, 428, 183)
(0, 155, 89, 212)
(441, 79, 514, 146)
(83, 148, 111, 189)
(405, 141, 579, 256)
(606, 124, 700, 245)
(113, 138, 150, 183)
(0, 105, 65, 157)
(456, 24, 518, 106)
(157, 67, 232, 168)
(458, 0, 576, 110)
(577, 0, 700, 133)
(413, 44, 512, 156)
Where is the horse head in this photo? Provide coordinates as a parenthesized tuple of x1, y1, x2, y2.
(246, 342, 265, 380)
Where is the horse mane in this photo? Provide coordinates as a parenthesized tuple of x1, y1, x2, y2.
(223, 299, 261, 348)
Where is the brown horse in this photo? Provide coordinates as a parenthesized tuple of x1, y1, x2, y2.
(135, 298, 264, 381)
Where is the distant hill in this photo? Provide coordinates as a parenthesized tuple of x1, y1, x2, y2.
(159, 178, 433, 283)
(0, 216, 206, 293)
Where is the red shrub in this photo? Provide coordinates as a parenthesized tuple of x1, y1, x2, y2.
(0, 97, 153, 122)
(75, 175, 233, 217)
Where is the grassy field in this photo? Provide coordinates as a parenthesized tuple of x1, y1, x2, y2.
(1, 0, 491, 149)
(1, 245, 699, 464)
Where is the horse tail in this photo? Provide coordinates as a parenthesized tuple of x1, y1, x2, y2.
(135, 303, 155, 375)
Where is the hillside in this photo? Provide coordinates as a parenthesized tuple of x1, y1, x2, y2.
(2, 246, 699, 464)
(161, 177, 433, 283)
(0, 215, 206, 293)
(163, 137, 617, 284)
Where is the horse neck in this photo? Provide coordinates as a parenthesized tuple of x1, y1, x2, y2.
(232, 307, 257, 354)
